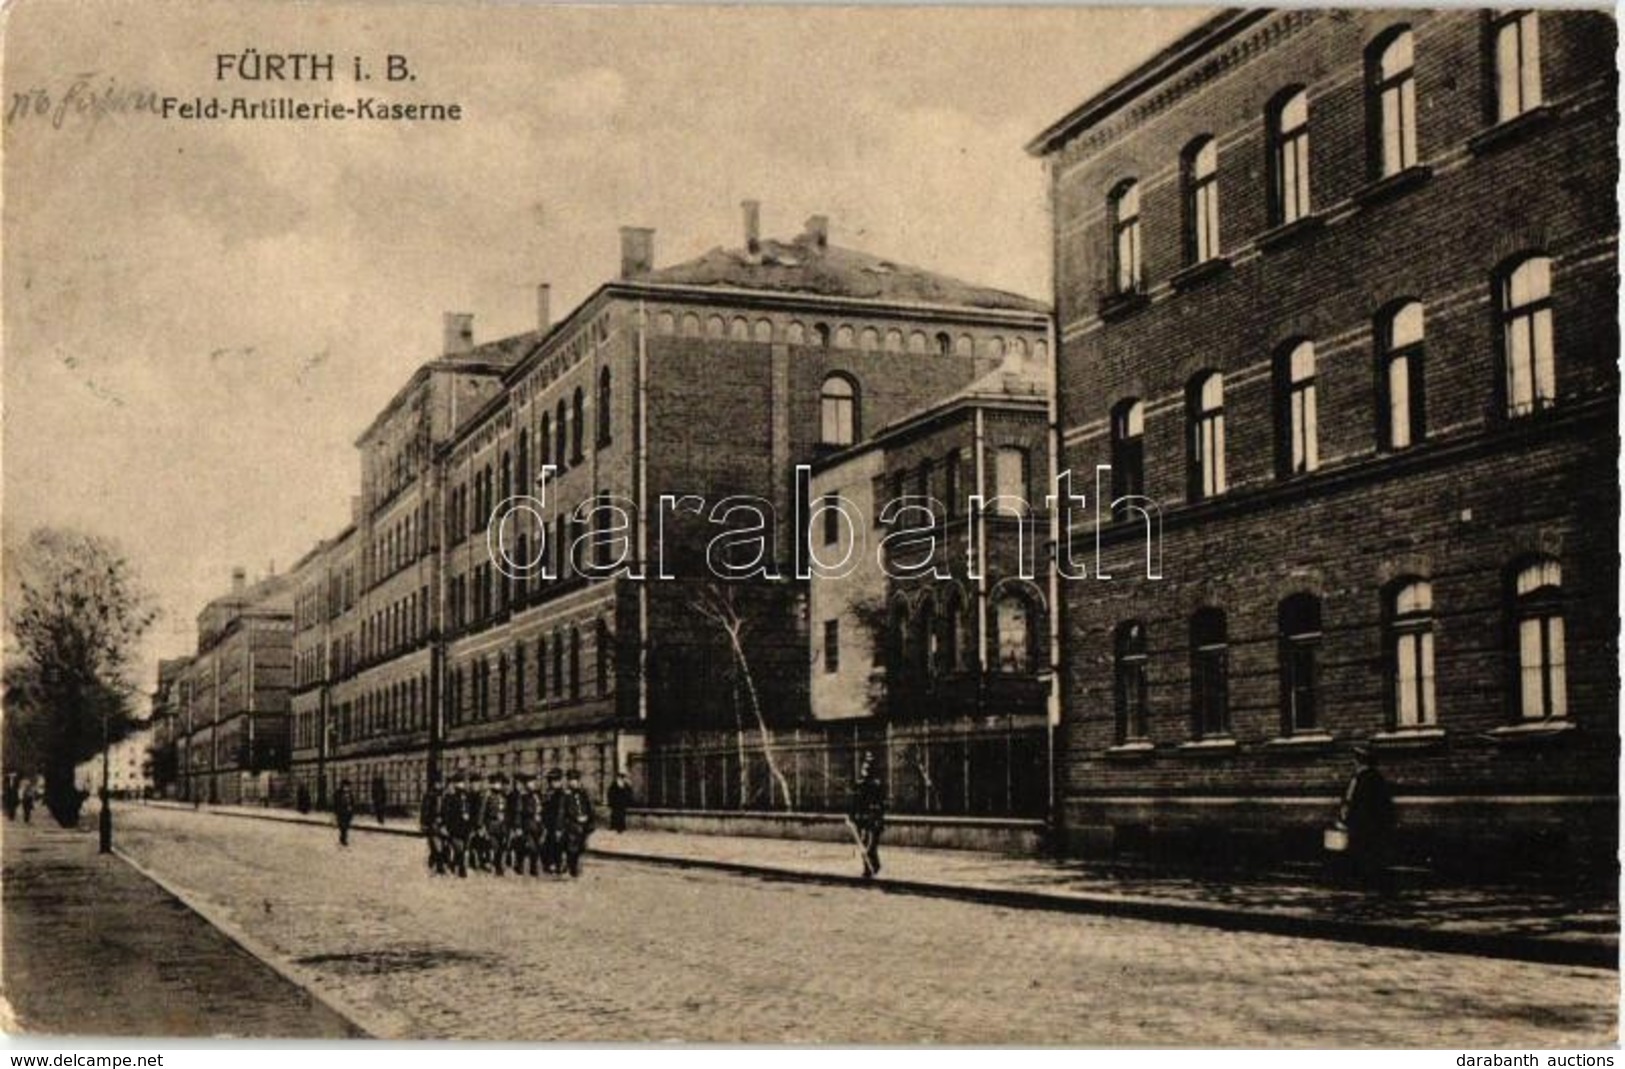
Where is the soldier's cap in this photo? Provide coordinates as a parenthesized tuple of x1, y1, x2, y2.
(565, 769, 582, 781)
(517, 772, 535, 782)
(490, 773, 507, 784)
(545, 768, 563, 782)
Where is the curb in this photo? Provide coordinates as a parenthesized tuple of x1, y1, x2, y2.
(111, 844, 387, 1039)
(144, 803, 1618, 972)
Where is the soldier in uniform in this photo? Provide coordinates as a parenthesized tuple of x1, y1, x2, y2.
(481, 773, 511, 876)
(504, 773, 525, 873)
(516, 773, 547, 877)
(441, 771, 472, 878)
(540, 768, 565, 874)
(558, 769, 596, 878)
(849, 753, 886, 879)
(420, 773, 445, 875)
(333, 780, 356, 848)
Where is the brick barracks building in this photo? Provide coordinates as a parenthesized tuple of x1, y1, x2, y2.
(1031, 10, 1618, 871)
(253, 206, 1048, 817)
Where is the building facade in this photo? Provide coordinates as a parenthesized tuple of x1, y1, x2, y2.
(266, 205, 1048, 817)
(1032, 9, 1618, 870)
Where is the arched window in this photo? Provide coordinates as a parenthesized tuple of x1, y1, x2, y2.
(497, 654, 509, 718)
(1369, 27, 1417, 177)
(753, 318, 773, 343)
(655, 310, 676, 335)
(706, 315, 726, 339)
(1114, 621, 1149, 743)
(995, 593, 1035, 673)
(1188, 372, 1226, 501)
(1190, 608, 1229, 739)
(859, 327, 880, 352)
(1109, 179, 1142, 294)
(514, 643, 526, 712)
(820, 374, 858, 446)
(1388, 579, 1436, 728)
(1379, 301, 1426, 450)
(908, 331, 928, 355)
(535, 636, 547, 703)
(571, 386, 585, 463)
(680, 312, 701, 337)
(1499, 255, 1555, 416)
(554, 399, 568, 471)
(786, 321, 806, 345)
(729, 317, 750, 341)
(1492, 11, 1542, 122)
(1276, 340, 1318, 477)
(835, 325, 855, 349)
(516, 430, 530, 499)
(812, 323, 830, 347)
(955, 334, 974, 358)
(939, 591, 963, 675)
(884, 329, 904, 353)
(944, 449, 961, 518)
(596, 619, 612, 695)
(1183, 137, 1220, 264)
(1278, 594, 1322, 735)
(1110, 398, 1145, 509)
(1512, 558, 1566, 720)
(1270, 88, 1311, 225)
(597, 366, 612, 448)
(935, 332, 952, 357)
(539, 412, 552, 469)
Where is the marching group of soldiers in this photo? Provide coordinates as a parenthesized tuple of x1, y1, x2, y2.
(417, 768, 597, 879)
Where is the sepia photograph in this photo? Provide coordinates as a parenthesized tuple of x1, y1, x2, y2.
(0, 0, 1618, 1049)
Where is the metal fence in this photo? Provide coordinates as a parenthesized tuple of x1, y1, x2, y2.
(631, 717, 1047, 819)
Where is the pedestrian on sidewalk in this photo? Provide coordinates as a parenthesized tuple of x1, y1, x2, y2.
(334, 781, 356, 847)
(849, 753, 886, 879)
(296, 783, 312, 815)
(21, 782, 36, 824)
(607, 770, 633, 833)
(540, 768, 565, 874)
(4, 774, 19, 821)
(1336, 744, 1396, 893)
(371, 775, 388, 825)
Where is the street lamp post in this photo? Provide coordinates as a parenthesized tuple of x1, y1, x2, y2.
(98, 704, 112, 854)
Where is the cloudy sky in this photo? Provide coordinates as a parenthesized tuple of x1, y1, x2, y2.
(2, 0, 1210, 690)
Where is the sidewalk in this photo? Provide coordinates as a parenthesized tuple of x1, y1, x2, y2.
(1, 817, 365, 1038)
(145, 800, 1618, 969)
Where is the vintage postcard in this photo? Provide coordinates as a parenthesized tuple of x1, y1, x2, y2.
(1, 0, 1618, 1048)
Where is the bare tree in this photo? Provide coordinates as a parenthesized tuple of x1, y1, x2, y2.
(689, 582, 794, 810)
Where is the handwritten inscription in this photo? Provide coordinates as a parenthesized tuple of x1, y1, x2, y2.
(6, 72, 161, 131)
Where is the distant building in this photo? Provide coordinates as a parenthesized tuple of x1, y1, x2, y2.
(161, 569, 293, 805)
(77, 726, 155, 799)
(1031, 10, 1618, 869)
(266, 205, 1047, 817)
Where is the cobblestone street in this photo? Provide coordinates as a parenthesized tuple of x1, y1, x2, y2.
(106, 806, 1616, 1045)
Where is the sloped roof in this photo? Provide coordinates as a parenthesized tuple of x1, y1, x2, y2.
(953, 357, 1049, 404)
(639, 234, 1046, 314)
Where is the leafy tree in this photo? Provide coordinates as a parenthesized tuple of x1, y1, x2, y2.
(4, 528, 156, 826)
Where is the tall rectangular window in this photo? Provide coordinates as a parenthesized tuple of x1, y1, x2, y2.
(1111, 399, 1145, 518)
(1390, 581, 1437, 728)
(823, 619, 840, 674)
(1500, 256, 1555, 416)
(1370, 28, 1418, 177)
(1110, 180, 1142, 294)
(1381, 302, 1426, 450)
(1493, 11, 1542, 123)
(1279, 342, 1319, 476)
(1188, 373, 1226, 501)
(1279, 595, 1322, 735)
(1270, 89, 1311, 225)
(1114, 622, 1149, 743)
(1184, 138, 1220, 264)
(1190, 609, 1229, 739)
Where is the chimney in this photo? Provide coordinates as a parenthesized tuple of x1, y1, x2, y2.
(443, 312, 474, 355)
(741, 200, 761, 255)
(536, 283, 552, 333)
(231, 567, 246, 594)
(804, 214, 829, 253)
(619, 226, 655, 279)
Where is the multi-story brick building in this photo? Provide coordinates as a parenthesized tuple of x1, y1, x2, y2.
(166, 568, 294, 805)
(807, 359, 1054, 818)
(271, 205, 1047, 816)
(1031, 9, 1618, 870)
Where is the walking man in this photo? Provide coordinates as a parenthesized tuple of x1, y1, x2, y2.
(20, 782, 34, 824)
(420, 773, 446, 875)
(558, 769, 596, 878)
(849, 753, 886, 879)
(517, 773, 546, 877)
(607, 771, 633, 833)
(334, 780, 356, 847)
(442, 772, 471, 878)
(4, 775, 19, 822)
(482, 774, 510, 876)
(371, 775, 388, 825)
(540, 768, 565, 874)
